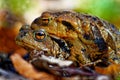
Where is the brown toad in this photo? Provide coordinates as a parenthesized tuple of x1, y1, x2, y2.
(16, 11, 120, 76)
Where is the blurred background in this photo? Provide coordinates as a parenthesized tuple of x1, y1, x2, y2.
(0, 0, 120, 25)
(0, 0, 120, 53)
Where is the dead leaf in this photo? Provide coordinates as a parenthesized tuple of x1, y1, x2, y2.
(10, 53, 60, 80)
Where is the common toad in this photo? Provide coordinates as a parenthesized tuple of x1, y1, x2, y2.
(16, 11, 120, 76)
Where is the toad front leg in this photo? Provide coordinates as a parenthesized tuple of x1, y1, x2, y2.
(30, 55, 100, 77)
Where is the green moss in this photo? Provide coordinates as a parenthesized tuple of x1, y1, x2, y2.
(74, 0, 120, 22)
(0, 0, 33, 15)
(116, 75, 120, 80)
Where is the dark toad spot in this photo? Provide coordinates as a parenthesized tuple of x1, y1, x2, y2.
(94, 38, 108, 51)
(51, 37, 70, 53)
(92, 17, 97, 21)
(81, 48, 86, 52)
(83, 34, 91, 40)
(62, 21, 74, 30)
(66, 41, 73, 48)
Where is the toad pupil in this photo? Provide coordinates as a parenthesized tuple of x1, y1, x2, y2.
(34, 30, 46, 42)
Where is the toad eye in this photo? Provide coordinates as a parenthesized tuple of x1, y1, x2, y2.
(33, 30, 46, 42)
(42, 18, 52, 25)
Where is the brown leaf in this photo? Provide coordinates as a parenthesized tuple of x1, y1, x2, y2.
(95, 64, 120, 76)
(10, 53, 60, 80)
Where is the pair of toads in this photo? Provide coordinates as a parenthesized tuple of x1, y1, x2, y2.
(16, 11, 120, 77)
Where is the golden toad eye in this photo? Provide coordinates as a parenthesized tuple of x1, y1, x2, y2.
(42, 18, 52, 25)
(33, 30, 46, 42)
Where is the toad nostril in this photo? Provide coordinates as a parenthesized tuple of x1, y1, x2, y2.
(19, 31, 27, 38)
(15, 31, 27, 41)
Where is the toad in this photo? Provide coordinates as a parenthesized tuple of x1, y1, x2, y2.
(16, 11, 120, 76)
